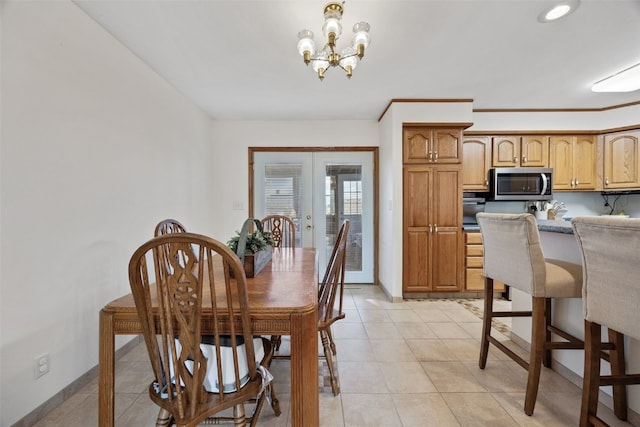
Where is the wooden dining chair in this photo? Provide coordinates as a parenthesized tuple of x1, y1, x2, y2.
(572, 216, 640, 427)
(261, 215, 297, 350)
(261, 215, 296, 248)
(154, 218, 187, 236)
(270, 220, 350, 395)
(477, 213, 585, 416)
(319, 219, 350, 396)
(128, 232, 280, 427)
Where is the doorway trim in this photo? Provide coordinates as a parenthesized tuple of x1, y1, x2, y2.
(248, 146, 379, 285)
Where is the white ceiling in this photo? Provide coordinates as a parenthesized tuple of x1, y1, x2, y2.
(74, 0, 640, 121)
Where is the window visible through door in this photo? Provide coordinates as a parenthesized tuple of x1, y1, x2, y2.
(252, 150, 375, 283)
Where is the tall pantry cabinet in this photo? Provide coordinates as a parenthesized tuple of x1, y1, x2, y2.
(403, 126, 464, 293)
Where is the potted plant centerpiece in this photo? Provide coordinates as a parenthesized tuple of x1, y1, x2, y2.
(227, 218, 275, 277)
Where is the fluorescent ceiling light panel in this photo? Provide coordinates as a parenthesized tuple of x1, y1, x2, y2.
(592, 63, 640, 92)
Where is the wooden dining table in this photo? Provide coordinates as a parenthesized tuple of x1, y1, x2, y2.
(98, 247, 319, 427)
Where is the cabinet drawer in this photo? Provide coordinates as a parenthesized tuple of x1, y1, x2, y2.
(466, 256, 483, 268)
(466, 268, 485, 291)
(465, 232, 482, 244)
(466, 245, 484, 257)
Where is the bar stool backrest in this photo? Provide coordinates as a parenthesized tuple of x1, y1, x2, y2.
(572, 216, 640, 340)
(477, 213, 547, 296)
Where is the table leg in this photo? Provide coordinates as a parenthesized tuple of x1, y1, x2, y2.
(289, 308, 319, 427)
(99, 310, 115, 427)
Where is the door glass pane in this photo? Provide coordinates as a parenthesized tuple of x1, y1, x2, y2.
(324, 165, 362, 273)
(263, 164, 302, 247)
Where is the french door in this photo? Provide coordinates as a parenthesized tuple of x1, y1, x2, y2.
(253, 150, 374, 283)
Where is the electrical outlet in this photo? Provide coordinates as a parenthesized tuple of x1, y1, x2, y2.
(34, 353, 50, 379)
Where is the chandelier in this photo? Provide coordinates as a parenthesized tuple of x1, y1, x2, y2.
(297, 2, 371, 81)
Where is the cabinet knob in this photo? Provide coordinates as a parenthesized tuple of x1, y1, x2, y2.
(575, 179, 579, 186)
(522, 156, 527, 163)
(428, 151, 433, 161)
(434, 151, 438, 161)
(513, 156, 517, 163)
(485, 179, 489, 187)
(605, 178, 609, 186)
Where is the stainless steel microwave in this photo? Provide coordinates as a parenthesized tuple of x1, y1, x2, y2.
(488, 167, 553, 201)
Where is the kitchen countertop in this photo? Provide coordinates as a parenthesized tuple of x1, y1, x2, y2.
(463, 219, 574, 234)
(535, 219, 574, 234)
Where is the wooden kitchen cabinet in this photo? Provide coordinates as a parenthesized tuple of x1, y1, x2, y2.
(492, 135, 549, 167)
(549, 135, 597, 191)
(403, 165, 462, 293)
(602, 130, 640, 189)
(403, 126, 462, 164)
(465, 231, 505, 292)
(462, 136, 491, 191)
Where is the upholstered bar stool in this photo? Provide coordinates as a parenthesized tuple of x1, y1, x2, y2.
(572, 216, 640, 427)
(477, 213, 584, 416)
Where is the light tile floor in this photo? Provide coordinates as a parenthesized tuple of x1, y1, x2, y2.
(34, 285, 637, 426)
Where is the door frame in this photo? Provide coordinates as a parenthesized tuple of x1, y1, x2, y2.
(249, 146, 379, 285)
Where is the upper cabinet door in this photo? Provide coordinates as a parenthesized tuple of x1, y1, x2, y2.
(462, 136, 491, 191)
(432, 128, 462, 164)
(603, 131, 640, 189)
(403, 128, 431, 163)
(403, 126, 462, 164)
(521, 136, 549, 167)
(573, 135, 597, 190)
(549, 136, 574, 190)
(492, 136, 520, 167)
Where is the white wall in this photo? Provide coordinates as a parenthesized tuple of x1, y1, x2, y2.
(0, 2, 215, 425)
(469, 103, 640, 132)
(208, 120, 378, 240)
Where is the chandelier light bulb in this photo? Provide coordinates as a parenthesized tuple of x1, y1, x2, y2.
(323, 18, 342, 46)
(297, 2, 370, 80)
(297, 30, 316, 65)
(339, 47, 358, 78)
(352, 22, 371, 59)
(311, 51, 330, 81)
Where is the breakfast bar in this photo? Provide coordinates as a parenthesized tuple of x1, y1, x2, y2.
(510, 219, 640, 416)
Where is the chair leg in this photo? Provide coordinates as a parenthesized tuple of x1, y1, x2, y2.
(608, 328, 628, 421)
(326, 326, 337, 355)
(543, 298, 553, 368)
(268, 383, 281, 417)
(250, 389, 281, 427)
(524, 297, 546, 416)
(479, 277, 494, 369)
(155, 408, 172, 427)
(581, 320, 602, 427)
(270, 335, 282, 352)
(321, 329, 340, 395)
(234, 404, 247, 427)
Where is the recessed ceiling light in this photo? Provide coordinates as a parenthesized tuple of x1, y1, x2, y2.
(592, 63, 640, 93)
(537, 1, 580, 23)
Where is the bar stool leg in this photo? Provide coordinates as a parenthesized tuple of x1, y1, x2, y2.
(608, 328, 628, 420)
(543, 298, 553, 368)
(581, 320, 602, 427)
(525, 297, 546, 416)
(479, 277, 494, 369)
